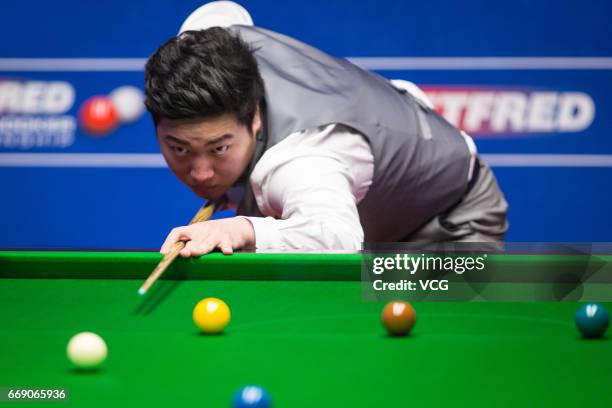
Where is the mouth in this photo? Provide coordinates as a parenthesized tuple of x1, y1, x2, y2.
(191, 185, 223, 199)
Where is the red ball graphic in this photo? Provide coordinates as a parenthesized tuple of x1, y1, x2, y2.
(79, 95, 119, 136)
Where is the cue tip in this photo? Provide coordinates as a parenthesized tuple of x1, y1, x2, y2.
(138, 287, 146, 296)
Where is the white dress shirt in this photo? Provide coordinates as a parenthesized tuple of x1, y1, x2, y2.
(244, 124, 374, 250)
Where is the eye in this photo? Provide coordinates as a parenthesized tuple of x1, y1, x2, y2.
(213, 145, 229, 156)
(170, 145, 188, 156)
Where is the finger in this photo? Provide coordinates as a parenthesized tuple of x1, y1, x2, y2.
(182, 239, 213, 258)
(199, 240, 217, 256)
(180, 241, 194, 258)
(219, 239, 234, 255)
(189, 240, 209, 257)
(160, 226, 192, 254)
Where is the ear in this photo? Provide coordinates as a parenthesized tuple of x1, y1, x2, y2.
(251, 104, 261, 136)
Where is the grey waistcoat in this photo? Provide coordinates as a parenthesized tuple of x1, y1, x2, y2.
(231, 25, 472, 242)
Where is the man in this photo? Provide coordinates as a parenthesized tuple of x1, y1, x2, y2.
(145, 2, 508, 257)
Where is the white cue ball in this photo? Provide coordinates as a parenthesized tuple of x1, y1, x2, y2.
(109, 85, 145, 123)
(67, 332, 108, 369)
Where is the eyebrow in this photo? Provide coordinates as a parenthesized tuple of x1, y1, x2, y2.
(205, 134, 233, 146)
(164, 134, 234, 146)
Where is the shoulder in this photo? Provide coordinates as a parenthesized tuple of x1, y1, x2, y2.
(256, 124, 372, 170)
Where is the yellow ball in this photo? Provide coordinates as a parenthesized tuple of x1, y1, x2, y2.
(193, 298, 231, 334)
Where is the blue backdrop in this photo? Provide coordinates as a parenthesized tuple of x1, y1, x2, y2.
(1, 0, 611, 249)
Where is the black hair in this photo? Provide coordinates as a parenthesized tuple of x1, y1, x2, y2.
(144, 27, 264, 128)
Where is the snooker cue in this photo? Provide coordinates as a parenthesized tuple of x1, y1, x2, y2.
(137, 203, 215, 295)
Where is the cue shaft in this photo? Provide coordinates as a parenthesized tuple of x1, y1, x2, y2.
(138, 203, 215, 295)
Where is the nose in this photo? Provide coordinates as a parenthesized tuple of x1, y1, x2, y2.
(190, 156, 214, 183)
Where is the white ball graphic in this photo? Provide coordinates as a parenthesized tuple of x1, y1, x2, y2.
(110, 85, 145, 123)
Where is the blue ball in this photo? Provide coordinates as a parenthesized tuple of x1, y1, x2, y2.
(232, 385, 271, 408)
(576, 303, 610, 338)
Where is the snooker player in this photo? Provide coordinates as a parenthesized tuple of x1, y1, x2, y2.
(145, 1, 508, 257)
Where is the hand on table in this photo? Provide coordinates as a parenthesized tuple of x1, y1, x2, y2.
(160, 217, 255, 257)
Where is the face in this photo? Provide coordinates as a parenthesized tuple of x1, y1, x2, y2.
(156, 110, 260, 200)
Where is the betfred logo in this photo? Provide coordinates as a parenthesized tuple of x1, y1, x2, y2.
(421, 86, 595, 136)
(0, 79, 76, 149)
(0, 79, 145, 150)
(0, 80, 74, 114)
